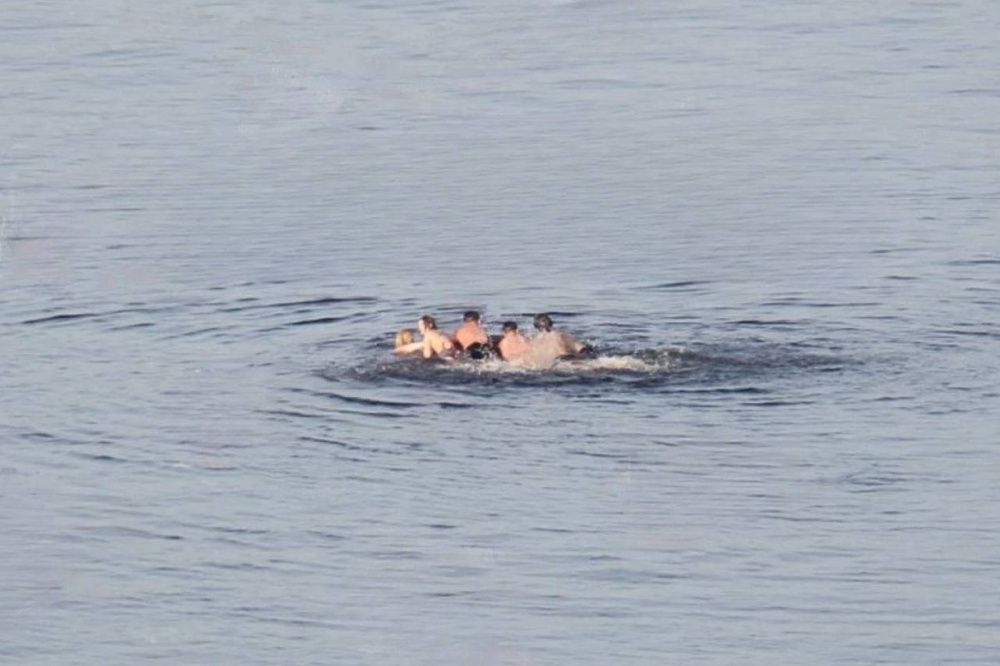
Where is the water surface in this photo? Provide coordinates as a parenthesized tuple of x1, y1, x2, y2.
(3, 1, 999, 664)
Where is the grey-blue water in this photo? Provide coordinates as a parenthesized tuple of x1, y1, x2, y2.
(3, 1, 999, 664)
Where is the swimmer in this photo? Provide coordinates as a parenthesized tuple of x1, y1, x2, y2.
(452, 310, 489, 351)
(517, 313, 592, 369)
(497, 320, 530, 361)
(417, 315, 455, 360)
(393, 328, 423, 357)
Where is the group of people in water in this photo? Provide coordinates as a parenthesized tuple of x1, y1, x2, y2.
(393, 311, 593, 370)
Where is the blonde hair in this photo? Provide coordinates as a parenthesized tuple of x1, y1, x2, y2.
(395, 328, 415, 348)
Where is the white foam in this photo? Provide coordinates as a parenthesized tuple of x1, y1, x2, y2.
(440, 354, 666, 375)
(563, 355, 661, 372)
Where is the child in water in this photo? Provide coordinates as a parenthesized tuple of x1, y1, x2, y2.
(393, 328, 423, 357)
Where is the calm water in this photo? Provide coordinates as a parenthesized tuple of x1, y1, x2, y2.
(3, 1, 999, 664)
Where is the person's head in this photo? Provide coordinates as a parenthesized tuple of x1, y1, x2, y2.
(463, 311, 481, 323)
(502, 321, 519, 335)
(395, 328, 415, 348)
(417, 315, 437, 333)
(418, 315, 437, 333)
(533, 313, 553, 332)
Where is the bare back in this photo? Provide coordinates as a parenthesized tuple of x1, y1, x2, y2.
(498, 332, 530, 361)
(517, 329, 585, 369)
(422, 329, 455, 359)
(453, 322, 488, 350)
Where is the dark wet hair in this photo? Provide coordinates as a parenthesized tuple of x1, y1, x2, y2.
(502, 321, 518, 333)
(463, 311, 480, 322)
(420, 315, 438, 330)
(533, 313, 553, 331)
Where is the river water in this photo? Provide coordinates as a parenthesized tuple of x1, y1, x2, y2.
(3, 1, 999, 664)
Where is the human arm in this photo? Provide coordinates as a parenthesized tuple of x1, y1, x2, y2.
(560, 331, 589, 355)
(573, 337, 594, 355)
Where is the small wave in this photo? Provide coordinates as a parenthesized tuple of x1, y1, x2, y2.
(21, 312, 100, 325)
(640, 280, 712, 291)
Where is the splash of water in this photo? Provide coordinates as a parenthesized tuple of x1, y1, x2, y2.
(437, 354, 667, 375)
